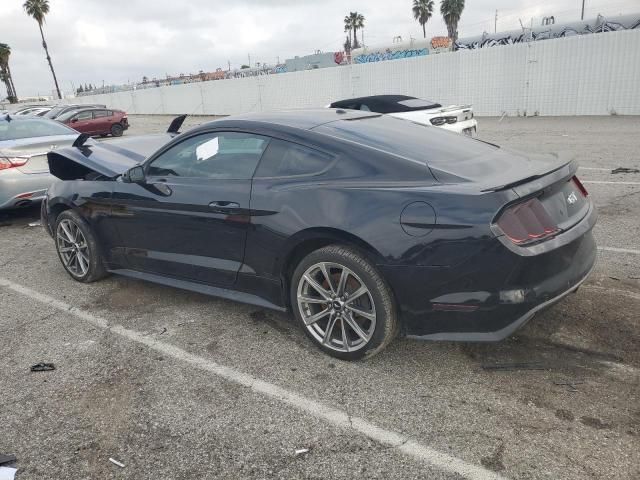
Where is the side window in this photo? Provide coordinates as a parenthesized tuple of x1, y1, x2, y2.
(93, 110, 109, 118)
(254, 139, 332, 178)
(75, 111, 93, 121)
(147, 132, 269, 179)
(359, 104, 371, 112)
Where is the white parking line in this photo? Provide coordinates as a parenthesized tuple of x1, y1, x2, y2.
(579, 167, 612, 172)
(582, 180, 640, 185)
(0, 277, 506, 480)
(598, 246, 640, 255)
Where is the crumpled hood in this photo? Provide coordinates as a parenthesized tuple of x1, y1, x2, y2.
(47, 133, 175, 180)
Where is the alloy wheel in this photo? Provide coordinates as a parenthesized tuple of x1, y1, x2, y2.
(56, 219, 90, 277)
(297, 262, 376, 352)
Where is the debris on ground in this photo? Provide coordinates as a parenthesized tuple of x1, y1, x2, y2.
(295, 448, 310, 456)
(30, 363, 55, 372)
(553, 379, 584, 392)
(481, 362, 546, 371)
(109, 458, 125, 468)
(0, 467, 17, 480)
(610, 167, 640, 174)
(27, 221, 41, 227)
(0, 455, 16, 466)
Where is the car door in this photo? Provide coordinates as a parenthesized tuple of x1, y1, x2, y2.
(91, 109, 110, 134)
(108, 130, 270, 286)
(69, 110, 94, 134)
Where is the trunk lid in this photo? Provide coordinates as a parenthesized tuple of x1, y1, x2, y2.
(428, 146, 574, 193)
(510, 167, 589, 232)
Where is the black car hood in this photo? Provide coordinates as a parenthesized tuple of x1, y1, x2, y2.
(48, 133, 174, 180)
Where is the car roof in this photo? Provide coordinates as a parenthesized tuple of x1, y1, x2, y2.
(200, 109, 380, 131)
(335, 95, 415, 103)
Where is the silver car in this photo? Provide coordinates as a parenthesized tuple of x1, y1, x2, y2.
(0, 116, 78, 210)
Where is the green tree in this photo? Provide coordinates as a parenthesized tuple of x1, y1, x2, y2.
(440, 0, 465, 43)
(77, 84, 84, 94)
(413, 0, 434, 38)
(23, 0, 62, 99)
(0, 43, 18, 103)
(344, 12, 365, 49)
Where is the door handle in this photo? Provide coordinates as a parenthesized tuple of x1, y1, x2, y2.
(209, 201, 240, 209)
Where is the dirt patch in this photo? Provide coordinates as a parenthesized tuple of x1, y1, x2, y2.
(580, 416, 613, 430)
(481, 443, 505, 472)
(555, 409, 575, 422)
(90, 277, 212, 312)
(250, 309, 294, 336)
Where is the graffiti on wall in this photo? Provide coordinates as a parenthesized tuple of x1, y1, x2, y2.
(354, 47, 428, 64)
(430, 37, 452, 49)
(456, 14, 640, 50)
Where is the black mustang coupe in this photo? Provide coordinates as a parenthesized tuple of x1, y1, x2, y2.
(42, 110, 597, 360)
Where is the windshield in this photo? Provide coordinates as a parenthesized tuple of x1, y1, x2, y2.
(0, 119, 76, 141)
(57, 109, 91, 122)
(44, 106, 67, 119)
(397, 98, 441, 109)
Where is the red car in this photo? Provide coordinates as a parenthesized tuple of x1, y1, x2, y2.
(57, 107, 129, 137)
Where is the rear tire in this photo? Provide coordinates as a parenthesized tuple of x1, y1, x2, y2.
(110, 123, 124, 137)
(54, 210, 108, 283)
(290, 245, 398, 360)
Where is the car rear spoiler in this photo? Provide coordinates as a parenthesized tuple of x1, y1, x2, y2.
(167, 114, 187, 134)
(72, 133, 92, 148)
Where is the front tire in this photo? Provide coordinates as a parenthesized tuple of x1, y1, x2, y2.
(55, 210, 108, 283)
(290, 245, 398, 360)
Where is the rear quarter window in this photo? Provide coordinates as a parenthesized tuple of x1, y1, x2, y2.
(254, 139, 332, 178)
(313, 115, 497, 167)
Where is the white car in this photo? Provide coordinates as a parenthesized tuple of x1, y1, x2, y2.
(328, 95, 478, 137)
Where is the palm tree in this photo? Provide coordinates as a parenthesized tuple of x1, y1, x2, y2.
(440, 0, 465, 44)
(413, 0, 434, 38)
(0, 43, 18, 103)
(344, 12, 365, 49)
(23, 0, 62, 99)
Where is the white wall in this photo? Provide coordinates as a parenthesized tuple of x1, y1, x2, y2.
(73, 29, 640, 117)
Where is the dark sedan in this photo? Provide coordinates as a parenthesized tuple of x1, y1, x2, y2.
(41, 110, 597, 360)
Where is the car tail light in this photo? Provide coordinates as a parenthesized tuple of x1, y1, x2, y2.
(496, 198, 559, 245)
(430, 117, 446, 126)
(0, 156, 28, 171)
(572, 175, 588, 197)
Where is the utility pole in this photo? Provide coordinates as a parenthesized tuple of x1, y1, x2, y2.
(248, 53, 251, 68)
(581, 0, 585, 20)
(495, 10, 498, 33)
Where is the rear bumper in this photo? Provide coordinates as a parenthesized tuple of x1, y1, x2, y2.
(0, 170, 53, 210)
(407, 259, 595, 341)
(383, 201, 597, 340)
(439, 118, 478, 136)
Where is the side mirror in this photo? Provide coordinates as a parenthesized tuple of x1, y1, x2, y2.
(122, 165, 145, 184)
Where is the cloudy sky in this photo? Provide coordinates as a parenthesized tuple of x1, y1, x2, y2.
(2, 0, 638, 98)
